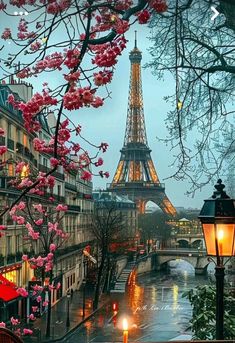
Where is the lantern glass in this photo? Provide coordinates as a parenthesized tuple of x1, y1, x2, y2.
(203, 223, 235, 257)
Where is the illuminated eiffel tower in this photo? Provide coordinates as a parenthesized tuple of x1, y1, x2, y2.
(109, 34, 176, 216)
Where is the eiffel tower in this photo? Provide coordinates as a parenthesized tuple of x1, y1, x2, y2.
(108, 34, 176, 216)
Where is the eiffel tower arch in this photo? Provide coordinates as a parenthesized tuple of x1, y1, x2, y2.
(108, 34, 176, 216)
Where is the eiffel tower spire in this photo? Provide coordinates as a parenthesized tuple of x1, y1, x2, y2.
(109, 35, 176, 216)
(124, 31, 148, 146)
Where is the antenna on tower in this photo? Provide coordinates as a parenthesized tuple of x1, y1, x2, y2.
(134, 30, 137, 48)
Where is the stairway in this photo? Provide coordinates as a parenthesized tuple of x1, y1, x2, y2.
(110, 262, 135, 293)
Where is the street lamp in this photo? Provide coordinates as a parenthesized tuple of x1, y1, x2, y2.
(66, 289, 71, 328)
(82, 258, 87, 318)
(198, 179, 235, 340)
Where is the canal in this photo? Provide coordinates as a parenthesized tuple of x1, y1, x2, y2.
(63, 260, 217, 342)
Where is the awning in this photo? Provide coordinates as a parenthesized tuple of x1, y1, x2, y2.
(0, 274, 20, 302)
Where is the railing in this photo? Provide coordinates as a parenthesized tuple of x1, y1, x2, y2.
(65, 182, 77, 191)
(39, 163, 64, 180)
(108, 181, 165, 189)
(67, 204, 81, 212)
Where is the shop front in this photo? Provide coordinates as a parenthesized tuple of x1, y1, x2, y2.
(0, 273, 21, 323)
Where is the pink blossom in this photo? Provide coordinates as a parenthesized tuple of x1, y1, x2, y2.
(56, 204, 68, 212)
(0, 128, 5, 136)
(28, 313, 36, 321)
(17, 288, 28, 297)
(0, 146, 7, 155)
(35, 218, 43, 225)
(81, 170, 92, 182)
(22, 254, 28, 261)
(10, 317, 20, 326)
(33, 204, 44, 213)
(99, 142, 109, 152)
(49, 243, 56, 252)
(95, 158, 103, 167)
(50, 157, 59, 167)
(23, 329, 33, 335)
(1, 28, 11, 40)
(56, 282, 61, 290)
(138, 9, 151, 24)
(0, 2, 6, 11)
(32, 306, 38, 313)
(36, 296, 42, 303)
(0, 322, 6, 328)
(43, 300, 49, 307)
(0, 225, 6, 230)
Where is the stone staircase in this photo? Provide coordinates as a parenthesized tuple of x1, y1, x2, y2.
(110, 261, 135, 293)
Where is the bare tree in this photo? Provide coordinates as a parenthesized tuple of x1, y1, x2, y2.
(147, 0, 235, 193)
(91, 200, 127, 309)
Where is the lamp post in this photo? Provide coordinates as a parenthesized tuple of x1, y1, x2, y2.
(66, 289, 71, 328)
(198, 179, 235, 340)
(82, 258, 87, 318)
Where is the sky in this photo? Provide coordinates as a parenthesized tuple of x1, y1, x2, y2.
(0, 11, 214, 209)
(77, 25, 212, 209)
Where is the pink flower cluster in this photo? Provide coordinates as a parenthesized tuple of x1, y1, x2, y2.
(138, 9, 151, 24)
(93, 70, 113, 86)
(18, 91, 57, 132)
(1, 28, 11, 40)
(92, 36, 127, 67)
(148, 0, 168, 12)
(63, 86, 103, 110)
(46, 0, 71, 14)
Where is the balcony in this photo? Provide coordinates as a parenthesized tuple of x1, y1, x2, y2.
(65, 182, 77, 191)
(39, 164, 64, 180)
(67, 204, 81, 212)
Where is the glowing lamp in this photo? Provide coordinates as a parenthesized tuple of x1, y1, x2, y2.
(198, 179, 235, 258)
(199, 179, 235, 341)
(122, 318, 128, 343)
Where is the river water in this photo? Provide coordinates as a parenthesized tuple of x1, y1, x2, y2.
(63, 260, 219, 342)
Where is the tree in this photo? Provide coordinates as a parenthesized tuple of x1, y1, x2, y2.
(91, 200, 127, 309)
(147, 0, 235, 192)
(0, 0, 169, 336)
(182, 284, 235, 340)
(138, 211, 171, 248)
(8, 198, 67, 337)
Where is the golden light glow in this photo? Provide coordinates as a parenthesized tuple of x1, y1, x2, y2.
(177, 100, 183, 110)
(20, 165, 29, 179)
(148, 160, 159, 183)
(113, 161, 124, 183)
(172, 284, 179, 313)
(218, 229, 224, 241)
(122, 318, 128, 331)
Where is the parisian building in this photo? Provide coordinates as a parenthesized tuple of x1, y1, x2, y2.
(0, 80, 93, 320)
(93, 190, 138, 241)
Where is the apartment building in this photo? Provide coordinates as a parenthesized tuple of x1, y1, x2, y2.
(0, 81, 94, 319)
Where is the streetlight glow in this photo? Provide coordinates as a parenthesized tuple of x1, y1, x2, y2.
(198, 179, 235, 340)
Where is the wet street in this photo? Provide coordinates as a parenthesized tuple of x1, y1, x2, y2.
(62, 261, 215, 342)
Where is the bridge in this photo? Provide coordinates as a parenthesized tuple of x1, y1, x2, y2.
(136, 249, 211, 275)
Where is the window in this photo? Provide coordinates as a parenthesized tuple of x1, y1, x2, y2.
(6, 236, 11, 254)
(7, 123, 12, 139)
(15, 235, 20, 252)
(57, 185, 61, 196)
(16, 129, 21, 143)
(43, 158, 47, 167)
(23, 133, 27, 147)
(8, 163, 14, 176)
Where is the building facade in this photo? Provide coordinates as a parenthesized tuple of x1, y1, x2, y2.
(168, 217, 205, 249)
(0, 81, 94, 320)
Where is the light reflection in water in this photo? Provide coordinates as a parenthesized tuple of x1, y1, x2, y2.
(172, 284, 179, 313)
